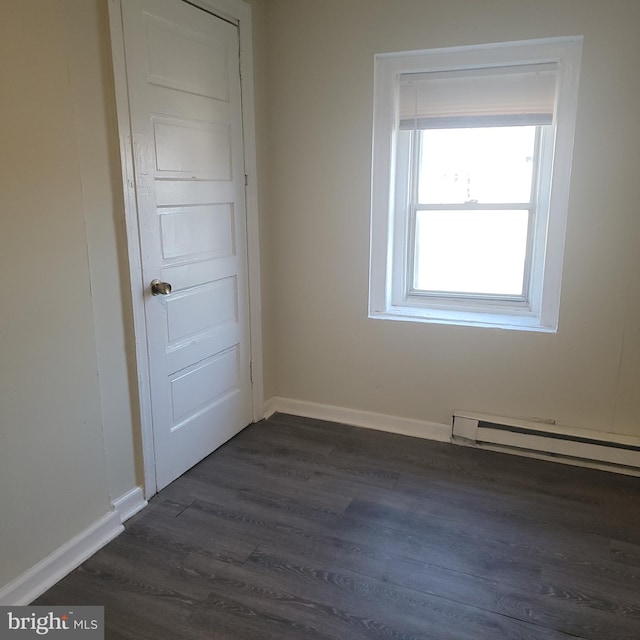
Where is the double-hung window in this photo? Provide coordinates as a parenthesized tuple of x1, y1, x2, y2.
(370, 38, 583, 331)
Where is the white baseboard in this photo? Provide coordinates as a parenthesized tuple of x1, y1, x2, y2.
(264, 397, 451, 443)
(262, 396, 278, 419)
(0, 511, 123, 606)
(111, 486, 147, 523)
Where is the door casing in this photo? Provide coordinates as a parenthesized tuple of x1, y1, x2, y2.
(107, 0, 264, 499)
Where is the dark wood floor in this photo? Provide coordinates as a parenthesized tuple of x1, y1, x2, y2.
(36, 413, 640, 639)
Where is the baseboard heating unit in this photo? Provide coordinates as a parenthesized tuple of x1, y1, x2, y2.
(452, 411, 640, 476)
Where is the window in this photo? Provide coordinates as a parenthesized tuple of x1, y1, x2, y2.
(370, 38, 583, 331)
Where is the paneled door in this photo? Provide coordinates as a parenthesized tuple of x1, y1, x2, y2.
(121, 0, 253, 490)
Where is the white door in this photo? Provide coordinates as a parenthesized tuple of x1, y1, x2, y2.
(122, 0, 253, 490)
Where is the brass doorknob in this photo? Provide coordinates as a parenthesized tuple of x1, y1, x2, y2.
(150, 279, 172, 296)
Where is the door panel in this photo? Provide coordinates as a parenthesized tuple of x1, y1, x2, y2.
(145, 13, 230, 100)
(170, 347, 240, 425)
(165, 278, 237, 343)
(159, 204, 235, 261)
(122, 0, 252, 490)
(153, 117, 232, 178)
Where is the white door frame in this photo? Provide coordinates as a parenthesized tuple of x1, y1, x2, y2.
(107, 0, 264, 499)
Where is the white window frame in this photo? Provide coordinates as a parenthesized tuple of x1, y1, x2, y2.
(369, 37, 583, 332)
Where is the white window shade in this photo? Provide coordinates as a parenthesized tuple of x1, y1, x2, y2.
(399, 63, 558, 129)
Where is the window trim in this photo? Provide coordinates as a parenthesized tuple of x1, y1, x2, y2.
(369, 37, 583, 332)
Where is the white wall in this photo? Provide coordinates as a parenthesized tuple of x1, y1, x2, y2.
(63, 0, 142, 501)
(265, 0, 640, 436)
(0, 1, 116, 589)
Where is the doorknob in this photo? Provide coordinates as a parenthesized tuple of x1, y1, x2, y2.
(150, 279, 172, 296)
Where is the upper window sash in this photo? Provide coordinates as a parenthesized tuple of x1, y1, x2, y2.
(412, 125, 541, 206)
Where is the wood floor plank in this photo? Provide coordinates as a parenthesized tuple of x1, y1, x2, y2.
(159, 464, 352, 522)
(216, 437, 401, 490)
(34, 413, 640, 639)
(610, 538, 640, 568)
(393, 470, 640, 541)
(181, 548, 573, 640)
(342, 496, 610, 571)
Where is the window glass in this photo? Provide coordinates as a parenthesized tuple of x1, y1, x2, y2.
(413, 209, 529, 296)
(417, 127, 536, 205)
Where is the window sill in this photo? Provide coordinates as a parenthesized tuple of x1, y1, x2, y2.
(369, 305, 557, 333)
